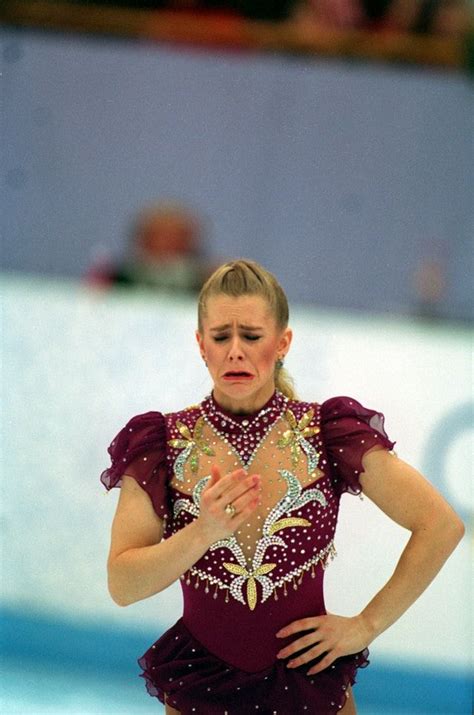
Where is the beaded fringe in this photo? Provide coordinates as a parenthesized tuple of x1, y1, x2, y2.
(180, 540, 336, 606)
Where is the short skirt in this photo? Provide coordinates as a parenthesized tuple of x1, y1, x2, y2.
(137, 618, 369, 714)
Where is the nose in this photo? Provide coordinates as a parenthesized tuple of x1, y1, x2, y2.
(227, 334, 245, 361)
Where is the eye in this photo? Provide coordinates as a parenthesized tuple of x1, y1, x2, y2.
(244, 335, 262, 341)
(213, 335, 228, 342)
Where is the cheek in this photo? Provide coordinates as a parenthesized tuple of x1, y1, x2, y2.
(259, 344, 278, 369)
(203, 343, 220, 368)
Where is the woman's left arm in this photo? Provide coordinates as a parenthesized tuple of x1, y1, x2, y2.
(276, 449, 465, 674)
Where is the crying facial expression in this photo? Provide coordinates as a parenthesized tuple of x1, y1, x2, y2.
(196, 294, 291, 413)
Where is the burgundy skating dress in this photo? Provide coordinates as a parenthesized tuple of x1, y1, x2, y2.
(101, 392, 395, 714)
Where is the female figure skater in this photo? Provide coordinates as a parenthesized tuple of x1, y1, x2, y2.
(101, 259, 464, 714)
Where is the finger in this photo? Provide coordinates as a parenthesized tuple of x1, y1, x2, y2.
(211, 468, 247, 499)
(219, 476, 261, 515)
(222, 474, 261, 505)
(207, 464, 221, 487)
(276, 632, 318, 660)
(231, 494, 260, 525)
(288, 643, 330, 670)
(276, 618, 319, 638)
(228, 483, 261, 516)
(307, 651, 336, 675)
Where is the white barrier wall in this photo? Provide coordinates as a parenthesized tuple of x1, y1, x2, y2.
(2, 274, 472, 674)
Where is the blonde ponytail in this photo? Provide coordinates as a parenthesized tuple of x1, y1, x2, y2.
(275, 365, 297, 401)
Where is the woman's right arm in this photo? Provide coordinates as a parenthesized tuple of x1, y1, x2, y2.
(107, 467, 261, 606)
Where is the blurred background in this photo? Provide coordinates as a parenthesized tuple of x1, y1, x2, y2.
(1, 1, 473, 713)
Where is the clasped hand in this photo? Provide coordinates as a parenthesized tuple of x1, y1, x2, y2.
(276, 613, 372, 675)
(197, 464, 261, 543)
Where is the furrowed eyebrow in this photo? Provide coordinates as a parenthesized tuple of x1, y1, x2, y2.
(210, 324, 263, 332)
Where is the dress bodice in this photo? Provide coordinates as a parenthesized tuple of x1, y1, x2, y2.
(101, 391, 395, 674)
(167, 394, 334, 606)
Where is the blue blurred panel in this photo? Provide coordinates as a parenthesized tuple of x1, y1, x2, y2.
(1, 607, 472, 713)
(0, 660, 164, 714)
(1, 27, 472, 319)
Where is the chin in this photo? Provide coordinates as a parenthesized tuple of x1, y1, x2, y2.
(221, 383, 256, 396)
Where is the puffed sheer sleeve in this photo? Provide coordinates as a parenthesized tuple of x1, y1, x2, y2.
(321, 396, 396, 496)
(100, 411, 171, 522)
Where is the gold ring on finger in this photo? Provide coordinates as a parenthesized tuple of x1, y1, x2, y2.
(224, 502, 236, 517)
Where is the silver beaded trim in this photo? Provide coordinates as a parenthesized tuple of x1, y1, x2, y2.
(203, 391, 288, 432)
(200, 391, 289, 469)
(272, 541, 336, 589)
(182, 539, 336, 605)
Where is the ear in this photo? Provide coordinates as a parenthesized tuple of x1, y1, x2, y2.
(278, 327, 292, 358)
(195, 330, 205, 359)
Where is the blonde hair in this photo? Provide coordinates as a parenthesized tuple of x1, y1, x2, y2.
(198, 259, 296, 400)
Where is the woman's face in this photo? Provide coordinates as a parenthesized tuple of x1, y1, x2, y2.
(196, 294, 292, 414)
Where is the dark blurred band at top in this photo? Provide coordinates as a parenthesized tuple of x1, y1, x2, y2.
(32, 0, 470, 38)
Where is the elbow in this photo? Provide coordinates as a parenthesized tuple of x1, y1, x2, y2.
(450, 513, 465, 545)
(415, 508, 465, 553)
(109, 587, 133, 608)
(108, 578, 133, 607)
(107, 561, 136, 607)
(435, 510, 465, 551)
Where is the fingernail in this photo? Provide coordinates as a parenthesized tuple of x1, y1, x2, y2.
(287, 661, 296, 668)
(276, 630, 285, 637)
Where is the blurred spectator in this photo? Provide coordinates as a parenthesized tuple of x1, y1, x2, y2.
(412, 257, 447, 320)
(291, 0, 470, 37)
(86, 201, 212, 293)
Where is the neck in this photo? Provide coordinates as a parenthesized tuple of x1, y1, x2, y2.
(212, 383, 276, 415)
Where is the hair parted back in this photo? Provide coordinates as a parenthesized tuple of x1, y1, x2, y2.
(198, 259, 296, 400)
